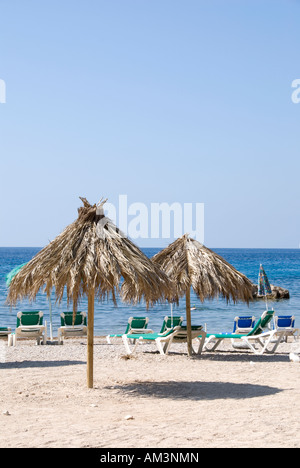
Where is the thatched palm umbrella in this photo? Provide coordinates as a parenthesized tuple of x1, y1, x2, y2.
(152, 234, 253, 356)
(7, 197, 173, 387)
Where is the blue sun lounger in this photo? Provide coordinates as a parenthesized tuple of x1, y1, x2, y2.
(233, 316, 256, 334)
(273, 315, 299, 342)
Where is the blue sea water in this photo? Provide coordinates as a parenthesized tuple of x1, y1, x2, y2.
(0, 247, 299, 336)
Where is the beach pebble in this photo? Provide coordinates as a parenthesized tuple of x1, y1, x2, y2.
(3, 410, 10, 416)
(289, 353, 300, 363)
(124, 415, 134, 420)
(90, 404, 98, 407)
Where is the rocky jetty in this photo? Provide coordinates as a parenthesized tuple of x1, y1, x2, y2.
(252, 284, 290, 300)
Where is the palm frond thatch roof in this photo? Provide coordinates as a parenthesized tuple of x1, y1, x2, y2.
(152, 234, 253, 303)
(7, 198, 173, 309)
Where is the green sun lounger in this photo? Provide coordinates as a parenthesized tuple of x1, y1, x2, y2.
(57, 311, 87, 344)
(122, 322, 206, 356)
(122, 327, 177, 355)
(200, 309, 288, 355)
(159, 316, 184, 333)
(106, 317, 152, 344)
(12, 311, 47, 346)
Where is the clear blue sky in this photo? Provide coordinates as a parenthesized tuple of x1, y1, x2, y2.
(0, 0, 299, 248)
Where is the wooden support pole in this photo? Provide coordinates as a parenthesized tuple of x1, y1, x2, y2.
(87, 289, 95, 388)
(186, 286, 192, 356)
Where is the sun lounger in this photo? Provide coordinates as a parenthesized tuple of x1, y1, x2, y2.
(233, 316, 256, 334)
(57, 311, 87, 344)
(122, 324, 206, 355)
(201, 310, 286, 355)
(106, 316, 152, 344)
(0, 327, 12, 346)
(118, 315, 184, 351)
(230, 315, 256, 348)
(12, 311, 46, 346)
(273, 315, 299, 342)
(174, 325, 207, 354)
(159, 316, 184, 333)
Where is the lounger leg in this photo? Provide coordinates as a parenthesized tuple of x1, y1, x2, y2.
(204, 336, 222, 352)
(197, 332, 207, 354)
(162, 337, 175, 355)
(240, 337, 260, 354)
(254, 335, 275, 354)
(261, 331, 286, 354)
(156, 338, 166, 355)
(242, 332, 281, 355)
(122, 335, 140, 354)
(122, 335, 131, 354)
(58, 330, 63, 345)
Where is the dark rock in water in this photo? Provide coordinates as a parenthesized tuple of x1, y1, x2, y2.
(252, 284, 290, 300)
(270, 284, 290, 299)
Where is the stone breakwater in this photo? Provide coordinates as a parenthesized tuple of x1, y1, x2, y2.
(252, 284, 290, 300)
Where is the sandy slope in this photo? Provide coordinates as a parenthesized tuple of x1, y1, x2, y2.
(0, 338, 299, 448)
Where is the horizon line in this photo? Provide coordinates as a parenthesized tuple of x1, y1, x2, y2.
(0, 246, 299, 250)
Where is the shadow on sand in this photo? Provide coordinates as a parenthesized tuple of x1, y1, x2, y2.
(105, 380, 283, 401)
(191, 352, 290, 363)
(0, 360, 85, 369)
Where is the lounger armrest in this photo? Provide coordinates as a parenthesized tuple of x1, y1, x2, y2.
(130, 328, 154, 334)
(58, 325, 87, 330)
(157, 325, 181, 337)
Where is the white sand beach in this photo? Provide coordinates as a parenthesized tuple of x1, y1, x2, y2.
(0, 337, 299, 449)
